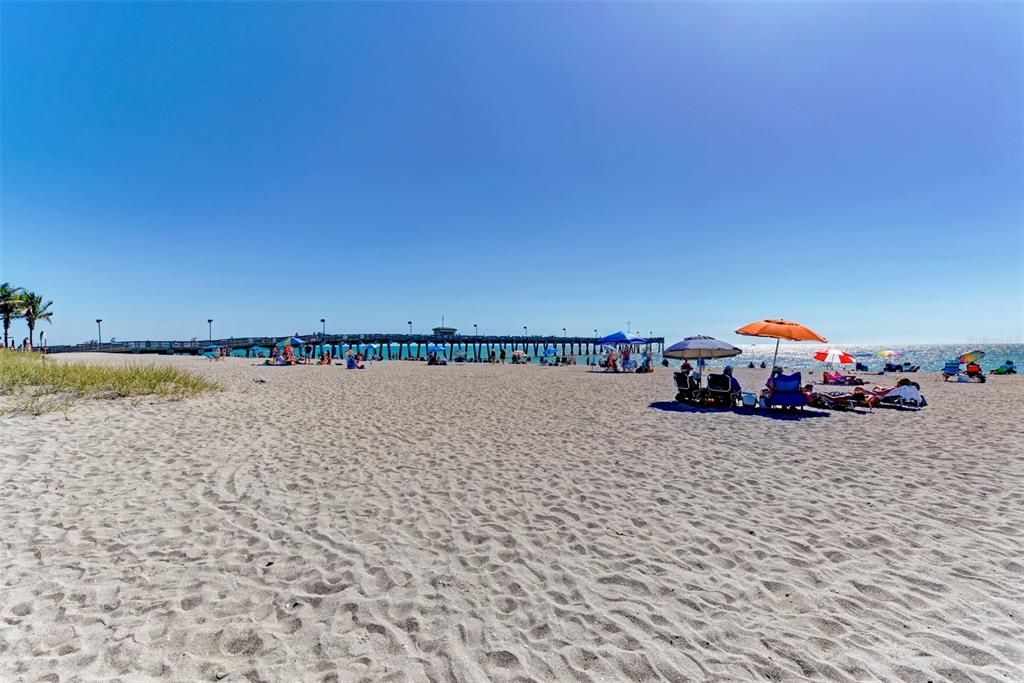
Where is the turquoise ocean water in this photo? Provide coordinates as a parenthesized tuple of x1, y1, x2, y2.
(235, 342, 1023, 373)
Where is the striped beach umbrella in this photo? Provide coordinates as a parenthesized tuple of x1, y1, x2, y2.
(814, 348, 855, 365)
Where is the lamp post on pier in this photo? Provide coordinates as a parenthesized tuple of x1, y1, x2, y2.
(320, 318, 326, 339)
(473, 323, 478, 336)
(407, 320, 412, 335)
(207, 319, 213, 342)
(96, 319, 103, 346)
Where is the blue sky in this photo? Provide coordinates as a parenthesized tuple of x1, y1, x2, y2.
(2, 2, 1021, 345)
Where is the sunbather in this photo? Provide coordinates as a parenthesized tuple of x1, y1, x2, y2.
(804, 385, 875, 411)
(992, 360, 1017, 375)
(857, 379, 927, 408)
(823, 370, 864, 386)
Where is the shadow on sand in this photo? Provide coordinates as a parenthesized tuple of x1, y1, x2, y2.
(649, 401, 832, 420)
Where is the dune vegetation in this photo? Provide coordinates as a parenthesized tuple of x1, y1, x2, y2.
(0, 350, 219, 416)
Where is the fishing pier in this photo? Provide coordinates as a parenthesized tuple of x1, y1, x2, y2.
(46, 333, 666, 359)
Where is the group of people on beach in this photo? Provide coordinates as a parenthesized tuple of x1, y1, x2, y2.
(596, 347, 655, 373)
(258, 344, 367, 368)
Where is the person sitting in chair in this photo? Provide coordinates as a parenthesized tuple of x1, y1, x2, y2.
(723, 365, 742, 395)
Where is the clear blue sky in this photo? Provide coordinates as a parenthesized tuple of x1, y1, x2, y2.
(2, 2, 1021, 345)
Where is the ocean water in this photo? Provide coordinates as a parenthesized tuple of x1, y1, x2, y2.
(714, 343, 1023, 373)
(236, 342, 1024, 373)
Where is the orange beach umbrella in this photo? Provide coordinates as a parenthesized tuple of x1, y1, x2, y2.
(735, 319, 828, 370)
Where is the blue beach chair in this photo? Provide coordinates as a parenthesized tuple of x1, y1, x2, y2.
(767, 372, 808, 409)
(942, 359, 960, 380)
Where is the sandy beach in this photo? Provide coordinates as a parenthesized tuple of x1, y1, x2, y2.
(1, 353, 1022, 682)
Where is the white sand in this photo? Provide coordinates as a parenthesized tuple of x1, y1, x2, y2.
(2, 354, 1022, 682)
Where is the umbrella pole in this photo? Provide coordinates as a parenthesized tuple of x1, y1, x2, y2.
(771, 338, 780, 371)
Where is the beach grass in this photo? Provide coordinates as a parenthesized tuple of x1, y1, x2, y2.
(0, 350, 220, 415)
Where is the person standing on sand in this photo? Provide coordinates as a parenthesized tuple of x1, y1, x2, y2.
(499, 349, 506, 364)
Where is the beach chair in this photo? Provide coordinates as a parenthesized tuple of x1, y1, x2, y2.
(673, 372, 703, 404)
(942, 359, 961, 380)
(705, 373, 739, 407)
(766, 372, 808, 409)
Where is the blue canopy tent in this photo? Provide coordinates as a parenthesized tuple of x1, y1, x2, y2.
(597, 331, 648, 345)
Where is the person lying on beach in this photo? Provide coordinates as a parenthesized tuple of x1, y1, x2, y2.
(864, 379, 927, 406)
(870, 378, 919, 392)
(803, 385, 878, 410)
(822, 370, 864, 385)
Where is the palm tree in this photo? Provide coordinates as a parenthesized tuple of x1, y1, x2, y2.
(0, 282, 25, 348)
(21, 292, 53, 347)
